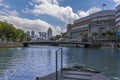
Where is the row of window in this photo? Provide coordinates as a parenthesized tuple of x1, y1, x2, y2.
(116, 9, 120, 14)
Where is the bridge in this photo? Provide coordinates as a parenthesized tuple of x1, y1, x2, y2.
(23, 41, 101, 48)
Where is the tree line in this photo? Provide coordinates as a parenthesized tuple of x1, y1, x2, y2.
(0, 21, 30, 42)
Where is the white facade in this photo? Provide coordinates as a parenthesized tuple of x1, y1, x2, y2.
(116, 4, 120, 37)
(67, 10, 116, 41)
(116, 4, 120, 28)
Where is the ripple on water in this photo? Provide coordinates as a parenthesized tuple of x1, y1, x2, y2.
(112, 77, 120, 80)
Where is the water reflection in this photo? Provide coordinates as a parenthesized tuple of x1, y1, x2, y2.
(0, 47, 120, 80)
(64, 48, 120, 80)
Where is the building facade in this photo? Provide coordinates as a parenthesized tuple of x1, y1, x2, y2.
(116, 4, 120, 37)
(67, 10, 116, 42)
(26, 31, 30, 36)
(47, 28, 52, 40)
(31, 31, 35, 38)
(39, 32, 47, 40)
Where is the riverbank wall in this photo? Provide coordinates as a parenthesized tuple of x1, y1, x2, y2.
(59, 43, 101, 48)
(0, 42, 23, 48)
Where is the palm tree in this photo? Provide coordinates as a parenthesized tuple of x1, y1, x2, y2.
(82, 33, 88, 42)
(80, 32, 84, 36)
(106, 31, 116, 41)
(79, 32, 83, 41)
(92, 32, 97, 39)
(101, 32, 106, 40)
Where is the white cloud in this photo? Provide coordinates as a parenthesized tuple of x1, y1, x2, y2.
(78, 7, 101, 18)
(62, 29, 66, 33)
(113, 0, 120, 3)
(0, 0, 63, 36)
(54, 26, 62, 34)
(0, 0, 103, 36)
(0, 3, 10, 9)
(112, 0, 120, 5)
(0, 15, 62, 36)
(33, 0, 59, 5)
(24, 0, 79, 23)
(0, 0, 2, 2)
(0, 9, 18, 16)
(22, 8, 31, 13)
(0, 0, 10, 9)
(24, 0, 102, 24)
(29, 1, 34, 6)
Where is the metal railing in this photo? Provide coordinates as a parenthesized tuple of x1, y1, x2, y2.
(55, 47, 63, 80)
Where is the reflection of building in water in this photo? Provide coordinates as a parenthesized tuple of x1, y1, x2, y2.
(64, 48, 120, 77)
(46, 50, 53, 71)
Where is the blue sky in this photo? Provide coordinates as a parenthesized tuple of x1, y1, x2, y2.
(0, 0, 119, 35)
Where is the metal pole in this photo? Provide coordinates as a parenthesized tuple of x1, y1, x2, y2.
(61, 48, 63, 74)
(56, 50, 58, 80)
(55, 47, 63, 80)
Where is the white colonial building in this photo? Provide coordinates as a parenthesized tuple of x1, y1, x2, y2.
(67, 10, 116, 42)
(116, 4, 120, 33)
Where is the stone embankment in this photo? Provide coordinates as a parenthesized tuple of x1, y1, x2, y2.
(0, 42, 23, 48)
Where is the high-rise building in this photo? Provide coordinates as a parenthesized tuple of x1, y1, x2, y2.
(47, 28, 52, 40)
(26, 31, 30, 36)
(31, 31, 35, 38)
(39, 32, 42, 38)
(39, 32, 47, 39)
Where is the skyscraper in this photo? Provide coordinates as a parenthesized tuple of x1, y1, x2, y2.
(26, 31, 30, 36)
(39, 32, 47, 40)
(31, 31, 35, 38)
(47, 27, 52, 40)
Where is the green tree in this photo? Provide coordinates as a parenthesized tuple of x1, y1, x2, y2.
(106, 31, 116, 40)
(80, 32, 84, 36)
(50, 38, 56, 41)
(0, 21, 30, 42)
(62, 32, 68, 38)
(0, 24, 2, 39)
(82, 34, 88, 42)
(55, 35, 61, 40)
(92, 32, 97, 38)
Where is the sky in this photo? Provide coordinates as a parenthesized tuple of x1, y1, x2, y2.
(0, 0, 119, 35)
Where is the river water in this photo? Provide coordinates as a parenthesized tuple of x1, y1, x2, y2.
(0, 46, 120, 80)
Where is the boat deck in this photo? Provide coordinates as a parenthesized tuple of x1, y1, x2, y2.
(62, 70, 110, 80)
(37, 66, 110, 80)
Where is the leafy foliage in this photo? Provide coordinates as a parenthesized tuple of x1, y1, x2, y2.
(0, 21, 30, 41)
(55, 35, 61, 40)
